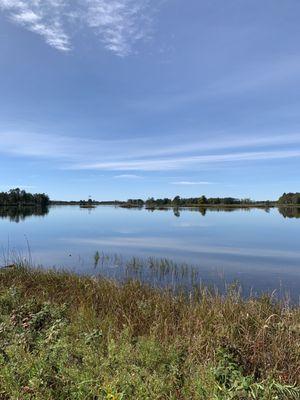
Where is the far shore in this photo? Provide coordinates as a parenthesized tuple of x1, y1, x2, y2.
(2, 201, 300, 209)
(49, 201, 298, 209)
(1, 189, 299, 210)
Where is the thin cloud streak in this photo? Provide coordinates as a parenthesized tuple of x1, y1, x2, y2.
(2, 131, 300, 159)
(0, 131, 142, 160)
(114, 174, 142, 179)
(153, 133, 300, 159)
(74, 149, 300, 171)
(171, 181, 214, 185)
(2, 131, 300, 172)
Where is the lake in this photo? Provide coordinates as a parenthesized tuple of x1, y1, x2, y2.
(0, 205, 300, 301)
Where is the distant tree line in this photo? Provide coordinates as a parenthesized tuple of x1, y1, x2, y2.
(126, 199, 145, 207)
(125, 196, 271, 208)
(125, 193, 300, 208)
(0, 188, 50, 207)
(278, 192, 300, 205)
(145, 196, 255, 207)
(79, 198, 94, 206)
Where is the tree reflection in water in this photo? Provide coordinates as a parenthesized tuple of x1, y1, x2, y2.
(278, 207, 300, 219)
(0, 206, 49, 223)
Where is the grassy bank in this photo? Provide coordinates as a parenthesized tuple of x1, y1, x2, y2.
(0, 265, 299, 399)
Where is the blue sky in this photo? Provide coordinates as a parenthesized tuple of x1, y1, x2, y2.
(0, 0, 300, 201)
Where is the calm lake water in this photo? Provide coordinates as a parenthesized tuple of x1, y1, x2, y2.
(1, 205, 300, 301)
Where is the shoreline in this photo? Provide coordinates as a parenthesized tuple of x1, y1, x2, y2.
(1, 201, 300, 210)
(51, 202, 299, 210)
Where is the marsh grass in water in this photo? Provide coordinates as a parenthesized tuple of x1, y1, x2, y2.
(0, 263, 299, 399)
(92, 253, 293, 301)
(93, 252, 212, 291)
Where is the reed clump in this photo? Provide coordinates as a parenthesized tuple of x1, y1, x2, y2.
(0, 264, 299, 399)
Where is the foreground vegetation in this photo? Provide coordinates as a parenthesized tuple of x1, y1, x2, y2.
(0, 265, 299, 399)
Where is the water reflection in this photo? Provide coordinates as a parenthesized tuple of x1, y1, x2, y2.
(146, 205, 296, 219)
(278, 207, 300, 219)
(0, 205, 300, 301)
(0, 206, 49, 223)
(173, 208, 180, 217)
(147, 206, 272, 217)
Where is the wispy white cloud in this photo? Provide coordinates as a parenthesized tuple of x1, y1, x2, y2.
(74, 149, 300, 171)
(61, 236, 300, 260)
(3, 131, 300, 164)
(0, 0, 154, 55)
(114, 174, 142, 179)
(0, 131, 141, 160)
(84, 0, 153, 56)
(2, 131, 300, 172)
(0, 0, 71, 51)
(171, 181, 214, 185)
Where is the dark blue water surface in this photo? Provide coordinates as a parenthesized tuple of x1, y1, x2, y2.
(0, 205, 299, 301)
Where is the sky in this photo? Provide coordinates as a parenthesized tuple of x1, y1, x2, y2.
(0, 0, 300, 201)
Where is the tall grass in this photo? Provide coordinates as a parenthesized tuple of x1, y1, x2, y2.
(93, 253, 202, 290)
(0, 264, 299, 399)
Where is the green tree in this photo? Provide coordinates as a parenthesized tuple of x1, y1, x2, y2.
(172, 196, 181, 206)
(198, 195, 208, 205)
